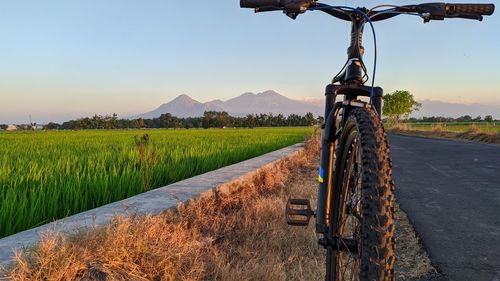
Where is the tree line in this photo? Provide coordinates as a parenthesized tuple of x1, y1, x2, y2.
(406, 115, 497, 123)
(3, 90, 497, 130)
(31, 111, 322, 130)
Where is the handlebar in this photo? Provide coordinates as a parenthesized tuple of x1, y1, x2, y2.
(240, 1, 495, 22)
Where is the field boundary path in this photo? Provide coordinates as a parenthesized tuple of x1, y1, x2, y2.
(389, 134, 500, 281)
(0, 143, 304, 268)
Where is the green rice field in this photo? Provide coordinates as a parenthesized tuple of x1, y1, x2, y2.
(401, 122, 500, 133)
(0, 128, 311, 238)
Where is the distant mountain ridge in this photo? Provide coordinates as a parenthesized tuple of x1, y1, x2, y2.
(132, 90, 323, 119)
(134, 94, 226, 119)
(131, 92, 500, 120)
(411, 100, 500, 119)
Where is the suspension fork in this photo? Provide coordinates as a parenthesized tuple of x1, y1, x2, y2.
(316, 84, 341, 234)
(314, 12, 383, 232)
(316, 83, 382, 234)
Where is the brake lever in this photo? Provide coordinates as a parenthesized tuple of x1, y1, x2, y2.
(447, 13, 484, 21)
(420, 11, 484, 23)
(255, 6, 283, 13)
(252, 0, 317, 19)
(283, 0, 317, 19)
(415, 3, 486, 23)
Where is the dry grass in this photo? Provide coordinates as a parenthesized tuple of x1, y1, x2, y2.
(430, 124, 445, 134)
(388, 123, 500, 144)
(465, 124, 481, 134)
(394, 204, 437, 280)
(388, 123, 411, 132)
(5, 133, 435, 280)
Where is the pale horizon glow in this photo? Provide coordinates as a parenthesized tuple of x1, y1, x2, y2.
(1, 0, 499, 124)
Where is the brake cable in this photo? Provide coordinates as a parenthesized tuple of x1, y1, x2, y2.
(328, 6, 378, 106)
(310, 6, 374, 99)
(312, 4, 425, 111)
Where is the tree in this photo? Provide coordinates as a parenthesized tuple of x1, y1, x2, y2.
(304, 112, 315, 126)
(110, 113, 119, 129)
(202, 111, 232, 128)
(202, 111, 215, 128)
(133, 118, 145, 129)
(383, 90, 421, 124)
(246, 114, 256, 128)
(44, 122, 61, 130)
(174, 119, 182, 129)
(161, 113, 173, 128)
(457, 115, 472, 122)
(287, 114, 301, 126)
(485, 115, 493, 123)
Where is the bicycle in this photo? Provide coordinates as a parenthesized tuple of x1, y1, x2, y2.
(240, 1, 494, 280)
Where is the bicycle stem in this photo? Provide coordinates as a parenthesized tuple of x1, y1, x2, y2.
(344, 17, 365, 85)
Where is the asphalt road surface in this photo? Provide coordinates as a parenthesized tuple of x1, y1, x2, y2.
(389, 134, 500, 281)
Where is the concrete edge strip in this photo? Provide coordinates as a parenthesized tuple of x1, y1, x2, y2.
(0, 143, 305, 268)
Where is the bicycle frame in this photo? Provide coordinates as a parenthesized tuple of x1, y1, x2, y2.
(316, 11, 382, 236)
(243, 1, 494, 280)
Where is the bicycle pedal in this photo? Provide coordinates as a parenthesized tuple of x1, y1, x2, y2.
(286, 198, 315, 226)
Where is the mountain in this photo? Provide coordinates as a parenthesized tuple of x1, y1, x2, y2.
(411, 100, 500, 119)
(133, 94, 226, 119)
(132, 90, 323, 119)
(132, 93, 500, 120)
(222, 90, 322, 116)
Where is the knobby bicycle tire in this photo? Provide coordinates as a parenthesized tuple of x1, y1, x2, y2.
(327, 107, 395, 281)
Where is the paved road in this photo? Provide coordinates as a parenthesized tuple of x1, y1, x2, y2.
(389, 134, 500, 281)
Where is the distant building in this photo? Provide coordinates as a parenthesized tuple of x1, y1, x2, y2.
(6, 124, 17, 131)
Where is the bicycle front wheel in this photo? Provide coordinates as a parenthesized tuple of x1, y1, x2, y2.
(327, 107, 395, 281)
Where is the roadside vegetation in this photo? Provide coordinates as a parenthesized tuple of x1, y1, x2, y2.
(382, 90, 422, 124)
(5, 134, 436, 281)
(381, 90, 499, 144)
(396, 122, 500, 133)
(387, 122, 500, 144)
(0, 128, 310, 239)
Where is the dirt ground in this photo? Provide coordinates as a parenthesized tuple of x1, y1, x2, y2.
(273, 161, 439, 281)
(5, 139, 438, 280)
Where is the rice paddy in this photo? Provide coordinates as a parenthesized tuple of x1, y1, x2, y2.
(0, 128, 311, 238)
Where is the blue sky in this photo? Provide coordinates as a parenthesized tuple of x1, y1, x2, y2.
(0, 0, 499, 123)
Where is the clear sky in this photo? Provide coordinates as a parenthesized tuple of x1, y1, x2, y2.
(1, 0, 499, 123)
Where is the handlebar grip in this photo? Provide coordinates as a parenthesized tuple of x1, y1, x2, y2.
(240, 0, 280, 8)
(446, 3, 495, 15)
